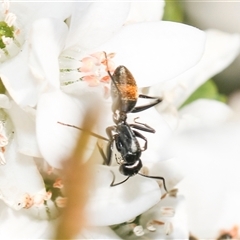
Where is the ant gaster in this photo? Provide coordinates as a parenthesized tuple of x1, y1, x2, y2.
(58, 52, 168, 192)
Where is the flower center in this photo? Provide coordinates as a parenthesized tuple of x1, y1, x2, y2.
(0, 21, 14, 48)
(59, 50, 115, 97)
(0, 0, 24, 62)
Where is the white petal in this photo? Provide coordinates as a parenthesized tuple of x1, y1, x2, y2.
(0, 138, 44, 210)
(36, 90, 107, 168)
(65, 2, 130, 50)
(165, 122, 240, 238)
(228, 90, 240, 114)
(10, 2, 73, 30)
(29, 18, 68, 92)
(125, 1, 165, 24)
(152, 30, 240, 108)
(0, 43, 39, 107)
(94, 21, 206, 87)
(147, 158, 186, 192)
(5, 101, 41, 157)
(0, 202, 56, 239)
(0, 94, 11, 109)
(177, 99, 233, 132)
(86, 166, 161, 226)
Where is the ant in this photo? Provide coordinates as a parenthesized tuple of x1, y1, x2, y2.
(58, 52, 168, 192)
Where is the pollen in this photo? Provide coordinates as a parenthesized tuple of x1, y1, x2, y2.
(133, 225, 145, 237)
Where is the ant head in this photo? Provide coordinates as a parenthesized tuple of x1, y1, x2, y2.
(124, 151, 141, 164)
(119, 159, 143, 177)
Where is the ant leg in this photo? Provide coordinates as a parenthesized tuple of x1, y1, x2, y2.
(97, 142, 110, 165)
(132, 130, 148, 151)
(110, 170, 131, 187)
(129, 117, 155, 133)
(138, 172, 168, 192)
(131, 95, 162, 113)
(57, 121, 109, 142)
(106, 126, 115, 141)
(138, 94, 162, 100)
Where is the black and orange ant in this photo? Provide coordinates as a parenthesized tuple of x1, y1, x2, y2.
(58, 52, 167, 191)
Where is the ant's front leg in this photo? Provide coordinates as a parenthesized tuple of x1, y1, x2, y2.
(131, 94, 162, 113)
(101, 126, 116, 166)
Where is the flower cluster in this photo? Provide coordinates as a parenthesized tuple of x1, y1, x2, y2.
(0, 1, 240, 239)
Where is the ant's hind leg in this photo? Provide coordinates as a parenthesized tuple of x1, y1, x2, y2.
(130, 117, 155, 133)
(131, 95, 162, 113)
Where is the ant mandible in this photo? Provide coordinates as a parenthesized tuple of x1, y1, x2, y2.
(58, 52, 168, 192)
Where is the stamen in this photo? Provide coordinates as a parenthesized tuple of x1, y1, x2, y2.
(1, 0, 9, 15)
(55, 196, 67, 208)
(59, 51, 116, 96)
(168, 188, 178, 197)
(0, 151, 6, 165)
(151, 219, 165, 226)
(146, 222, 157, 232)
(2, 35, 12, 45)
(4, 12, 16, 27)
(32, 189, 52, 207)
(133, 225, 144, 237)
(160, 206, 175, 217)
(53, 178, 64, 189)
(0, 120, 9, 165)
(164, 221, 173, 235)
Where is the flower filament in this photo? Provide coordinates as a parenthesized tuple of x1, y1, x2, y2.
(59, 51, 115, 95)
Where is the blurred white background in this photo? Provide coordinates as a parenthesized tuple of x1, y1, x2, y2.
(182, 1, 240, 94)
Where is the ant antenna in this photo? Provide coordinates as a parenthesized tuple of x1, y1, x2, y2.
(57, 121, 109, 142)
(109, 170, 168, 192)
(103, 51, 122, 96)
(138, 172, 168, 192)
(110, 170, 131, 187)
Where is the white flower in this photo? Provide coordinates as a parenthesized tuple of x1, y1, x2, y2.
(0, 200, 57, 239)
(3, 1, 240, 239)
(0, 0, 74, 106)
(31, 19, 205, 170)
(0, 95, 45, 211)
(27, 3, 205, 229)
